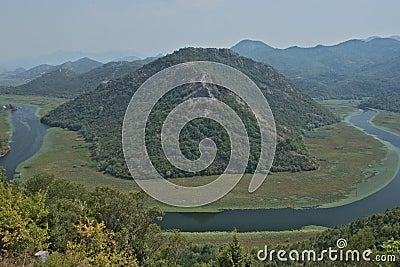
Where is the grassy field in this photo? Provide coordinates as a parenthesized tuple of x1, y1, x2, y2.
(0, 94, 67, 117)
(15, 128, 138, 190)
(372, 110, 400, 136)
(167, 122, 398, 211)
(167, 226, 327, 249)
(15, 120, 398, 212)
(318, 99, 362, 119)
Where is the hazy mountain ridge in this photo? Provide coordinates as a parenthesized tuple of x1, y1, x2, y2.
(8, 64, 55, 80)
(0, 49, 144, 70)
(232, 37, 400, 99)
(0, 59, 151, 98)
(5, 57, 103, 82)
(42, 47, 337, 178)
(58, 57, 103, 74)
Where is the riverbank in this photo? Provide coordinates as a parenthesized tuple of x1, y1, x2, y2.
(15, 127, 133, 189)
(15, 113, 398, 212)
(371, 110, 400, 136)
(3, 98, 400, 232)
(168, 225, 327, 249)
(0, 95, 66, 157)
(0, 147, 10, 157)
(0, 108, 12, 157)
(318, 109, 400, 208)
(0, 94, 66, 163)
(0, 104, 50, 180)
(0, 95, 67, 117)
(6, 98, 400, 215)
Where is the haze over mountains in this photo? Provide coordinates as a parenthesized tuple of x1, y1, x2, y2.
(2, 35, 399, 99)
(7, 57, 103, 81)
(232, 36, 400, 99)
(0, 57, 157, 98)
(0, 49, 144, 70)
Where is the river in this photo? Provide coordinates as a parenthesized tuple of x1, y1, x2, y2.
(159, 110, 400, 231)
(1, 106, 399, 231)
(0, 103, 48, 180)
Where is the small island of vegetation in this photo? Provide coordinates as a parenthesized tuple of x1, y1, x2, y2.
(358, 92, 400, 113)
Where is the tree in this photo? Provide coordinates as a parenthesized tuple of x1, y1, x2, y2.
(24, 174, 90, 252)
(215, 232, 253, 267)
(66, 219, 138, 266)
(0, 170, 49, 260)
(348, 228, 376, 251)
(88, 186, 175, 266)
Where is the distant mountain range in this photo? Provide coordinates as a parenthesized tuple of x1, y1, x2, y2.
(0, 57, 156, 98)
(231, 36, 400, 99)
(6, 57, 103, 81)
(1, 49, 144, 70)
(42, 47, 337, 178)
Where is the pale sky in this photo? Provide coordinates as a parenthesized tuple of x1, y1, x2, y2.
(1, 0, 399, 65)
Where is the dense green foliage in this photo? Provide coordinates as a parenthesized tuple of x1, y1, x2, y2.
(1, 173, 190, 266)
(232, 38, 400, 99)
(262, 208, 400, 266)
(0, 59, 149, 98)
(0, 106, 14, 156)
(42, 48, 337, 179)
(0, 171, 264, 266)
(1, 171, 399, 266)
(0, 134, 8, 156)
(0, 171, 49, 261)
(214, 233, 253, 266)
(359, 92, 400, 113)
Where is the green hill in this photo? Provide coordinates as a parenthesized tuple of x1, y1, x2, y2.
(10, 64, 54, 80)
(42, 48, 337, 179)
(59, 57, 103, 74)
(232, 38, 400, 99)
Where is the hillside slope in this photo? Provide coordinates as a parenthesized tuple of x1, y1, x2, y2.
(42, 48, 337, 178)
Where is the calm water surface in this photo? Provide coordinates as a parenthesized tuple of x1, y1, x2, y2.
(0, 103, 48, 180)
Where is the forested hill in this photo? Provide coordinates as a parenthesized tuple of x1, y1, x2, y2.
(232, 37, 400, 99)
(358, 92, 400, 113)
(42, 48, 337, 178)
(0, 59, 151, 98)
